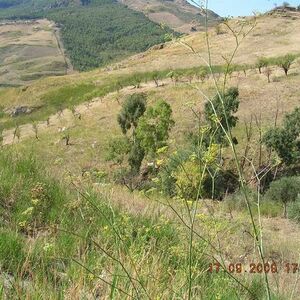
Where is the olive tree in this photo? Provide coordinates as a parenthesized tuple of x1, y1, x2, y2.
(263, 108, 300, 165)
(136, 100, 174, 162)
(256, 57, 269, 74)
(276, 54, 296, 76)
(116, 93, 147, 173)
(204, 87, 240, 145)
(265, 176, 300, 218)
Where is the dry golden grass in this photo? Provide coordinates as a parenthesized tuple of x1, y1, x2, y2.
(123, 11, 300, 72)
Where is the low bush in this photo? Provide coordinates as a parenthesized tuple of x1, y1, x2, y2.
(288, 195, 300, 222)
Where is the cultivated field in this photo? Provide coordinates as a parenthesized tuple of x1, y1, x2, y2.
(0, 19, 70, 87)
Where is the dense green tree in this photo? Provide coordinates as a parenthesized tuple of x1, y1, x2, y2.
(117, 93, 147, 136)
(204, 87, 240, 145)
(116, 93, 147, 173)
(0, 0, 176, 71)
(136, 100, 174, 160)
(263, 108, 300, 165)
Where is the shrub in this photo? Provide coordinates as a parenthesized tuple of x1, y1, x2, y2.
(224, 188, 257, 213)
(288, 195, 300, 222)
(215, 24, 224, 35)
(263, 108, 300, 165)
(173, 159, 207, 200)
(106, 136, 131, 165)
(265, 176, 300, 218)
(157, 149, 192, 197)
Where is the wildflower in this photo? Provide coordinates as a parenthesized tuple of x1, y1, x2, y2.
(152, 177, 160, 184)
(156, 159, 164, 166)
(189, 153, 197, 162)
(31, 199, 39, 206)
(156, 146, 168, 154)
(186, 200, 193, 206)
(22, 207, 34, 216)
(196, 213, 205, 220)
(43, 242, 54, 253)
(18, 221, 27, 228)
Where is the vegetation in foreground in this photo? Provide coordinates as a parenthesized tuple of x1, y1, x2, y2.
(0, 151, 271, 299)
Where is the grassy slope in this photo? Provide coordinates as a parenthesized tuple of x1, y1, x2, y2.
(1, 12, 300, 129)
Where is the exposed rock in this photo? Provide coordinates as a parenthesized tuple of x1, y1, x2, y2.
(5, 106, 34, 117)
(150, 43, 165, 51)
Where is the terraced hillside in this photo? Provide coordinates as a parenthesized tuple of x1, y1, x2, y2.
(0, 19, 69, 87)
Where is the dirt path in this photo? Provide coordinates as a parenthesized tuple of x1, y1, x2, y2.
(52, 22, 74, 75)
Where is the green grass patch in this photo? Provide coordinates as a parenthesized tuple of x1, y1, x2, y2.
(0, 149, 269, 298)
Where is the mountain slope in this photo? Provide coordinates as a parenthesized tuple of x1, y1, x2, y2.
(1, 11, 300, 130)
(118, 0, 221, 33)
(0, 0, 176, 71)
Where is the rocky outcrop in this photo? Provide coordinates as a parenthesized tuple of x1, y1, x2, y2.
(4, 106, 42, 117)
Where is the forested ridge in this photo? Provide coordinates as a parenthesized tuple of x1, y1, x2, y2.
(0, 0, 176, 70)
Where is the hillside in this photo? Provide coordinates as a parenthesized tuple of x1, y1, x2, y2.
(0, 19, 71, 87)
(1, 8, 300, 299)
(118, 0, 221, 33)
(0, 0, 176, 71)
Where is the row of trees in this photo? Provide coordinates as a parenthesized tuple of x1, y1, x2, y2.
(256, 53, 297, 82)
(147, 53, 297, 88)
